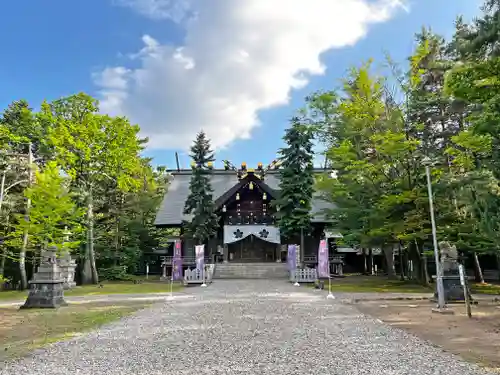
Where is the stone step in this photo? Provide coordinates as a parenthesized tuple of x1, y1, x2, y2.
(214, 263, 288, 279)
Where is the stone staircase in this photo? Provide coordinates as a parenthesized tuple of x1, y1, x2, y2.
(214, 262, 289, 279)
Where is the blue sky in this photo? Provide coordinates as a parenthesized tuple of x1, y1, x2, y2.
(0, 0, 481, 169)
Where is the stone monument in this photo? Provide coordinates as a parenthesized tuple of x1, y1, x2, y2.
(433, 241, 470, 303)
(57, 226, 77, 290)
(58, 252, 77, 290)
(160, 256, 169, 281)
(21, 247, 67, 309)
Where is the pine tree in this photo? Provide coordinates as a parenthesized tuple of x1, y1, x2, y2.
(183, 131, 218, 245)
(276, 118, 315, 263)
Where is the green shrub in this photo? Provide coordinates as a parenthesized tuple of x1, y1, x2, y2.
(0, 275, 11, 290)
(98, 266, 134, 281)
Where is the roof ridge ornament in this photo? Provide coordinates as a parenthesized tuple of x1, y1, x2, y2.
(221, 159, 282, 180)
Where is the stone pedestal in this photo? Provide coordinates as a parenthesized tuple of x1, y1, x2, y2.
(21, 248, 67, 309)
(58, 253, 76, 290)
(433, 274, 471, 303)
(332, 262, 344, 277)
(432, 242, 473, 303)
(160, 264, 169, 281)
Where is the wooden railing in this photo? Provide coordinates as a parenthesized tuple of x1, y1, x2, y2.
(303, 255, 345, 264)
(159, 256, 212, 265)
(155, 254, 344, 265)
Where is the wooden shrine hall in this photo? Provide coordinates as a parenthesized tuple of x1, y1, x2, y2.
(153, 160, 344, 270)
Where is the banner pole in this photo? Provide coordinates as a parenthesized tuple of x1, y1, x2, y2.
(327, 274, 335, 299)
(166, 272, 174, 301)
(201, 264, 207, 287)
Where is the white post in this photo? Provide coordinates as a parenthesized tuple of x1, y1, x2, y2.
(293, 269, 300, 286)
(327, 274, 335, 299)
(201, 265, 207, 287)
(166, 274, 174, 301)
(425, 164, 446, 310)
(459, 264, 471, 318)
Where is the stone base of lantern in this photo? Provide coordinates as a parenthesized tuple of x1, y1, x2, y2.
(21, 280, 67, 309)
(21, 247, 68, 309)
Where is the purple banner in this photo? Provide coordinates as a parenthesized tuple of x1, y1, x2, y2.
(318, 239, 329, 278)
(287, 244, 297, 271)
(195, 244, 205, 271)
(172, 240, 183, 281)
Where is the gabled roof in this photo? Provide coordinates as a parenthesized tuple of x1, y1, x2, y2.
(154, 169, 336, 226)
(213, 173, 278, 208)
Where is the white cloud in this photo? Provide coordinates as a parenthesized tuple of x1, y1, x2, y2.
(113, 0, 191, 22)
(96, 0, 407, 150)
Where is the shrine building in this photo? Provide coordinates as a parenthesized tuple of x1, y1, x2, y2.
(152, 161, 347, 272)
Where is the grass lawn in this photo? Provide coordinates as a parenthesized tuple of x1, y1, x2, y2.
(470, 282, 500, 295)
(322, 276, 432, 293)
(319, 275, 500, 295)
(0, 301, 150, 361)
(0, 280, 184, 301)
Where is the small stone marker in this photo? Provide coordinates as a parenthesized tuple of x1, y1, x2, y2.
(21, 247, 67, 309)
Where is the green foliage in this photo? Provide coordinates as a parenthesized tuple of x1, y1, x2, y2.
(310, 3, 500, 282)
(183, 131, 218, 244)
(9, 161, 83, 253)
(0, 93, 169, 285)
(98, 266, 134, 281)
(275, 118, 315, 240)
(3, 0, 500, 285)
(42, 93, 143, 192)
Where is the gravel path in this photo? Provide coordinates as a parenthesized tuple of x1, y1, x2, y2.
(0, 293, 184, 307)
(0, 280, 494, 375)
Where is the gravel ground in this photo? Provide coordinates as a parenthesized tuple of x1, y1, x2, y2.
(0, 293, 188, 307)
(0, 280, 494, 375)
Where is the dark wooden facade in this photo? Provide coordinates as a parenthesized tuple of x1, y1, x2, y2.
(153, 166, 340, 268)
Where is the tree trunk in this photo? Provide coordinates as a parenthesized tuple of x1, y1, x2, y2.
(82, 190, 98, 284)
(413, 240, 429, 286)
(300, 228, 304, 267)
(398, 242, 405, 281)
(19, 143, 34, 290)
(82, 209, 92, 285)
(421, 253, 430, 287)
(369, 248, 374, 275)
(82, 239, 92, 284)
(0, 248, 6, 278)
(88, 192, 99, 284)
(383, 245, 396, 279)
(473, 252, 484, 283)
(113, 193, 124, 267)
(496, 252, 500, 282)
(362, 248, 367, 274)
(114, 213, 120, 267)
(31, 251, 37, 278)
(0, 215, 9, 278)
(19, 219, 29, 289)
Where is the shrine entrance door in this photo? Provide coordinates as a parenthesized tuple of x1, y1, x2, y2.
(228, 235, 276, 262)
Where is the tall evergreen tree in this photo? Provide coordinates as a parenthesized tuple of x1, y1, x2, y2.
(276, 118, 315, 264)
(183, 131, 218, 245)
